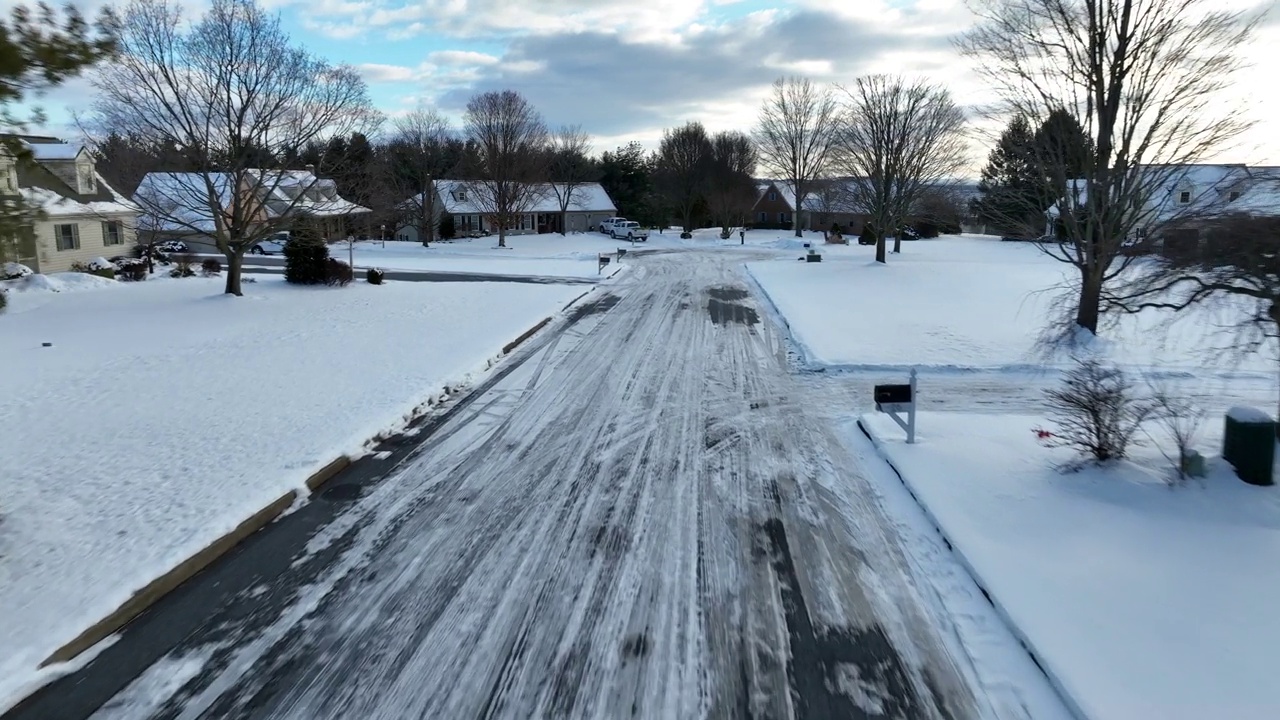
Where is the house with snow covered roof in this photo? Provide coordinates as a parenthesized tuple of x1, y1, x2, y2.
(751, 181, 801, 229)
(395, 179, 617, 241)
(133, 168, 369, 253)
(1046, 164, 1280, 255)
(0, 136, 139, 274)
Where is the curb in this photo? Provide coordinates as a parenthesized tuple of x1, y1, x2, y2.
(502, 317, 551, 355)
(36, 312, 563, 672)
(855, 418, 1089, 720)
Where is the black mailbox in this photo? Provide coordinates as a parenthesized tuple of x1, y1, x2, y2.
(617, 248, 627, 258)
(874, 383, 913, 405)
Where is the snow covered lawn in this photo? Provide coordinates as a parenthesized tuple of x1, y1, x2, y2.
(747, 236, 1275, 377)
(0, 273, 584, 709)
(859, 411, 1280, 720)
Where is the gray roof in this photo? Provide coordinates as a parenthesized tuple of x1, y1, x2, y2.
(429, 180, 616, 214)
(135, 170, 370, 233)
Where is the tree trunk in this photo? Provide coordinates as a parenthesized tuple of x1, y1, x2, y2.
(1075, 265, 1102, 334)
(224, 249, 244, 296)
(561, 209, 568, 236)
(875, 233, 887, 264)
(892, 233, 902, 254)
(497, 222, 507, 248)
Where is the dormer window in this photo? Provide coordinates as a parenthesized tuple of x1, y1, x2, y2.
(768, 190, 777, 201)
(457, 188, 467, 201)
(77, 161, 97, 194)
(1178, 190, 1191, 204)
(0, 158, 15, 194)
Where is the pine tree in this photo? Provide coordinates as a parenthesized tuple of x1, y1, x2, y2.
(1033, 108, 1094, 210)
(972, 114, 1044, 236)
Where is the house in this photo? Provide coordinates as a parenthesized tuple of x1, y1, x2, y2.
(750, 181, 800, 229)
(799, 178, 866, 233)
(1046, 164, 1275, 256)
(1, 136, 139, 274)
(395, 180, 617, 241)
(133, 169, 369, 253)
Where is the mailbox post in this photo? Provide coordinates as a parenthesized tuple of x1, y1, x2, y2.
(598, 253, 611, 275)
(874, 369, 917, 443)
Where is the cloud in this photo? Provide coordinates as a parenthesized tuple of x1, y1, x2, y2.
(415, 8, 958, 139)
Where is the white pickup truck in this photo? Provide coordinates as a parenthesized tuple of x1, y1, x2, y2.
(599, 217, 627, 234)
(609, 221, 649, 241)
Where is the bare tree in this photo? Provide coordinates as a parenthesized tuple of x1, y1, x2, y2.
(461, 90, 550, 248)
(834, 75, 968, 263)
(547, 124, 596, 235)
(90, 0, 378, 296)
(958, 0, 1260, 335)
(653, 122, 713, 233)
(754, 76, 840, 238)
(705, 131, 758, 237)
(384, 108, 453, 247)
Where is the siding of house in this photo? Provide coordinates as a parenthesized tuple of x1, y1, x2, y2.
(33, 215, 137, 273)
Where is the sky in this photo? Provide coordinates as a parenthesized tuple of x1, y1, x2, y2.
(11, 0, 1280, 173)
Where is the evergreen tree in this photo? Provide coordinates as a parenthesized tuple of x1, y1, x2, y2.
(283, 222, 329, 284)
(598, 142, 653, 222)
(972, 114, 1044, 235)
(1033, 107, 1094, 211)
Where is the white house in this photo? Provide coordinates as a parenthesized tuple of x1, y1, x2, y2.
(395, 180, 617, 241)
(133, 169, 369, 253)
(1, 136, 139, 274)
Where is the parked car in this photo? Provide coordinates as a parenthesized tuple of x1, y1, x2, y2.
(249, 232, 290, 254)
(610, 221, 648, 241)
(599, 217, 628, 234)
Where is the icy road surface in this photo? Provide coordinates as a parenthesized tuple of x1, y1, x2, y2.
(95, 251, 993, 719)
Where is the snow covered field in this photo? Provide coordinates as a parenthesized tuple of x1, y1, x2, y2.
(859, 412, 1280, 720)
(0, 272, 584, 709)
(747, 236, 1277, 378)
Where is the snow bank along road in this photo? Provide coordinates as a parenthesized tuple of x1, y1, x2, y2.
(18, 251, 998, 719)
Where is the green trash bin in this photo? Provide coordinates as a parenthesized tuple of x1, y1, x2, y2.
(1223, 407, 1276, 486)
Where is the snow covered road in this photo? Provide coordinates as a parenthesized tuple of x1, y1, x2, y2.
(59, 251, 1005, 719)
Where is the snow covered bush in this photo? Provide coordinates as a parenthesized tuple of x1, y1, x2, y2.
(200, 258, 222, 277)
(169, 254, 197, 278)
(71, 260, 115, 279)
(284, 228, 329, 285)
(112, 256, 148, 281)
(366, 267, 384, 285)
(326, 258, 353, 287)
(2, 262, 32, 280)
(1043, 357, 1153, 467)
(438, 213, 456, 240)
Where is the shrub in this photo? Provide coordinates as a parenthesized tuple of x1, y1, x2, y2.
(438, 213, 456, 240)
(3, 262, 33, 280)
(326, 257, 353, 287)
(0, 288, 7, 313)
(71, 260, 116, 279)
(859, 224, 877, 244)
(366, 267, 384, 285)
(1144, 380, 1207, 484)
(830, 222, 842, 236)
(1043, 357, 1154, 466)
(284, 227, 329, 284)
(111, 256, 148, 281)
(912, 220, 941, 239)
(200, 258, 222, 277)
(169, 254, 197, 278)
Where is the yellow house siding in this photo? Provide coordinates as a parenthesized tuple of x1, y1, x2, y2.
(33, 214, 138, 274)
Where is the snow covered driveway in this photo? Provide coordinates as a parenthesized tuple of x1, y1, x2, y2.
(80, 251, 992, 719)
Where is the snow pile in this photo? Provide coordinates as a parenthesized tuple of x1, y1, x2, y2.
(88, 257, 115, 272)
(0, 274, 584, 709)
(859, 412, 1280, 720)
(747, 236, 1277, 377)
(1, 271, 118, 295)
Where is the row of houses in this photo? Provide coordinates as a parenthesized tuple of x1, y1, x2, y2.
(5, 132, 1279, 273)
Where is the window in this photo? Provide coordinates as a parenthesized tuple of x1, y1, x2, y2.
(457, 189, 467, 201)
(757, 212, 767, 223)
(1178, 190, 1191, 204)
(779, 212, 790, 223)
(0, 161, 14, 193)
(77, 163, 96, 194)
(102, 220, 123, 246)
(768, 190, 777, 201)
(55, 224, 80, 251)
